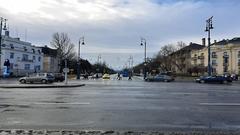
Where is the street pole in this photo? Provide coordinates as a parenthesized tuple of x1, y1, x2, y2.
(0, 17, 7, 77)
(141, 38, 147, 79)
(205, 16, 214, 76)
(77, 36, 85, 80)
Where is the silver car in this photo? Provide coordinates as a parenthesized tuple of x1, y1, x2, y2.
(19, 73, 55, 84)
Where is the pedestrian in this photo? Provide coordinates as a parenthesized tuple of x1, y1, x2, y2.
(117, 73, 121, 80)
(128, 72, 132, 80)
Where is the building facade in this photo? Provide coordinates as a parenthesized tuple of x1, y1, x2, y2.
(1, 31, 43, 76)
(39, 46, 60, 73)
(191, 37, 240, 75)
(170, 42, 205, 74)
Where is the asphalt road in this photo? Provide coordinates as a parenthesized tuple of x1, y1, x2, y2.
(0, 77, 240, 131)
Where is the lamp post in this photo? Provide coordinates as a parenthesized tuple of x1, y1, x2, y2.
(140, 38, 147, 79)
(205, 16, 214, 76)
(0, 17, 7, 75)
(77, 36, 85, 80)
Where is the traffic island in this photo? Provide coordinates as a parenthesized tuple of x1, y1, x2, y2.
(0, 83, 85, 88)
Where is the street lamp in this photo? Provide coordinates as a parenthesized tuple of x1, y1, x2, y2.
(0, 17, 7, 75)
(205, 16, 214, 76)
(77, 36, 85, 80)
(140, 38, 147, 79)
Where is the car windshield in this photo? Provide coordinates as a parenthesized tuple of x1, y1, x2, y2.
(1, 0, 240, 134)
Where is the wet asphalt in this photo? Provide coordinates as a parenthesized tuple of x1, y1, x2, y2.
(0, 76, 240, 131)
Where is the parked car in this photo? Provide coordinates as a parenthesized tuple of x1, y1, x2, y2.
(102, 74, 110, 80)
(195, 75, 232, 84)
(145, 74, 174, 82)
(231, 74, 239, 81)
(19, 73, 55, 84)
(90, 73, 103, 79)
(51, 73, 65, 82)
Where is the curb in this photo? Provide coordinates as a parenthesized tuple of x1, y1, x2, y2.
(0, 84, 85, 89)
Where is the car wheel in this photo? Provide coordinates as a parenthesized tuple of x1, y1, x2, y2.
(41, 79, 47, 84)
(20, 79, 26, 84)
(200, 80, 205, 83)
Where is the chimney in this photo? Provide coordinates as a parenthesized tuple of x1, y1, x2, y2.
(5, 30, 9, 37)
(214, 40, 217, 43)
(202, 38, 206, 46)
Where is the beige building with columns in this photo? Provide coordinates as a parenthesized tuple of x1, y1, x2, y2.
(191, 37, 240, 75)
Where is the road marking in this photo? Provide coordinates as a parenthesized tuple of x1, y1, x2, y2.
(199, 103, 240, 106)
(33, 102, 90, 105)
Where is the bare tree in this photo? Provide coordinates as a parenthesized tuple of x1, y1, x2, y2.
(176, 41, 187, 50)
(155, 44, 177, 71)
(50, 32, 76, 71)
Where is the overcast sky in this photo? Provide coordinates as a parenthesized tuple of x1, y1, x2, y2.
(0, 0, 240, 69)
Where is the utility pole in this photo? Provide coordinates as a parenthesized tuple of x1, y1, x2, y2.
(0, 17, 7, 76)
(140, 38, 147, 79)
(77, 36, 85, 80)
(205, 16, 214, 76)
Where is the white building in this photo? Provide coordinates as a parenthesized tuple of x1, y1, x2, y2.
(1, 31, 43, 76)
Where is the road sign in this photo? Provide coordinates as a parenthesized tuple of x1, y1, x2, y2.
(63, 68, 69, 73)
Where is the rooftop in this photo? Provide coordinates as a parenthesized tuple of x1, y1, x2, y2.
(213, 37, 240, 45)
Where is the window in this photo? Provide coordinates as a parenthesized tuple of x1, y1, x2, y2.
(238, 59, 240, 66)
(33, 56, 36, 60)
(38, 56, 41, 62)
(212, 60, 217, 66)
(10, 53, 14, 59)
(238, 51, 240, 58)
(24, 46, 27, 51)
(38, 50, 41, 54)
(2, 44, 6, 47)
(223, 52, 228, 57)
(34, 65, 41, 71)
(22, 54, 29, 61)
(24, 64, 30, 70)
(212, 52, 217, 58)
(10, 44, 14, 49)
(32, 49, 35, 53)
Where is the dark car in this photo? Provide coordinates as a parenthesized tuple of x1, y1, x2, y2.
(51, 73, 65, 82)
(145, 74, 174, 82)
(195, 75, 232, 84)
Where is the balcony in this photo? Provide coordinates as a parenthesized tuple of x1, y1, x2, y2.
(223, 55, 229, 58)
(192, 56, 197, 60)
(212, 63, 218, 66)
(212, 55, 217, 58)
(223, 63, 229, 66)
(22, 59, 34, 62)
(198, 56, 204, 59)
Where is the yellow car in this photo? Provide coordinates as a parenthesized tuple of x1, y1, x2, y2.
(102, 74, 110, 80)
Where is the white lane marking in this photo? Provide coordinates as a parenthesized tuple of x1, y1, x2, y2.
(199, 103, 240, 106)
(33, 102, 90, 105)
